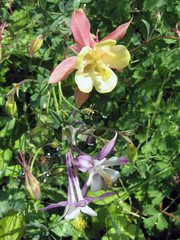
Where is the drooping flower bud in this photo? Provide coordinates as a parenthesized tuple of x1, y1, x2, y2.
(25, 171, 41, 200)
(16, 151, 41, 200)
(6, 94, 17, 120)
(28, 35, 43, 57)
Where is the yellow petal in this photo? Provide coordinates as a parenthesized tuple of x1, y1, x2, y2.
(93, 39, 116, 57)
(75, 46, 92, 69)
(94, 67, 117, 93)
(101, 45, 130, 69)
(75, 69, 94, 93)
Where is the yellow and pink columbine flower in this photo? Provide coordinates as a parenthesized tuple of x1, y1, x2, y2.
(49, 9, 132, 107)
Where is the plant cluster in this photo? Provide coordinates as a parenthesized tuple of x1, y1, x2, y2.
(0, 0, 179, 239)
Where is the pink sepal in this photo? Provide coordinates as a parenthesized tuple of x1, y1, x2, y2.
(49, 56, 76, 84)
(74, 87, 89, 108)
(101, 17, 133, 42)
(171, 23, 180, 37)
(71, 10, 95, 49)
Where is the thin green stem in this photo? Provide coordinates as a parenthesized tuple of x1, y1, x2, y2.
(30, 147, 42, 173)
(58, 82, 62, 106)
(52, 86, 59, 112)
(119, 178, 132, 205)
(130, 35, 180, 53)
(59, 84, 82, 114)
(130, 35, 161, 53)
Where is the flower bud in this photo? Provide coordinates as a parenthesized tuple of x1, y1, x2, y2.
(127, 141, 138, 164)
(154, 10, 161, 23)
(16, 151, 41, 201)
(29, 35, 43, 57)
(6, 97, 17, 120)
(51, 168, 64, 176)
(25, 172, 41, 200)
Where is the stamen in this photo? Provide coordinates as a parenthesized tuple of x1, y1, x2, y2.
(73, 214, 86, 232)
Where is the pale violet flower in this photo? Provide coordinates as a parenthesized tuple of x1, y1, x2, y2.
(38, 149, 118, 220)
(74, 133, 128, 192)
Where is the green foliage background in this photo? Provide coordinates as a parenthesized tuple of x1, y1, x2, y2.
(0, 0, 179, 239)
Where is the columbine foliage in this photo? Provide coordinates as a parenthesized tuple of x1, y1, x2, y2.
(0, 0, 179, 240)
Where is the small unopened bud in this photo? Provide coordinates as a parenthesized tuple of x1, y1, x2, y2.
(29, 35, 43, 57)
(73, 214, 86, 232)
(51, 168, 64, 176)
(154, 10, 161, 23)
(25, 173, 41, 200)
(6, 95, 17, 120)
(127, 141, 138, 164)
(51, 141, 61, 148)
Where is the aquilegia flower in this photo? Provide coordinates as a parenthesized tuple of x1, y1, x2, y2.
(74, 132, 128, 192)
(49, 8, 132, 107)
(38, 149, 118, 221)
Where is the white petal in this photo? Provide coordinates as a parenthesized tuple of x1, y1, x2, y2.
(94, 67, 117, 93)
(102, 157, 120, 167)
(103, 168, 119, 182)
(65, 205, 80, 220)
(87, 170, 94, 186)
(58, 205, 70, 221)
(80, 205, 97, 216)
(75, 69, 93, 93)
(91, 174, 102, 192)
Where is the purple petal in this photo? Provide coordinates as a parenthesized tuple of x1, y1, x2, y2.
(97, 133, 117, 160)
(119, 157, 128, 165)
(86, 135, 95, 146)
(74, 155, 93, 172)
(38, 201, 69, 211)
(84, 191, 119, 203)
(74, 200, 87, 207)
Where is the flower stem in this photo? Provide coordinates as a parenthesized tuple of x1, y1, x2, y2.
(159, 209, 180, 221)
(30, 147, 42, 173)
(58, 83, 82, 114)
(130, 35, 180, 53)
(52, 86, 59, 112)
(130, 35, 161, 53)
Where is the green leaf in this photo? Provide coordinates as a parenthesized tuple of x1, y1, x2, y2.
(12, 10, 29, 31)
(143, 205, 160, 216)
(157, 214, 168, 231)
(4, 165, 22, 177)
(144, 215, 158, 230)
(141, 19, 150, 38)
(49, 110, 62, 124)
(0, 209, 26, 240)
(0, 191, 10, 218)
(107, 207, 121, 239)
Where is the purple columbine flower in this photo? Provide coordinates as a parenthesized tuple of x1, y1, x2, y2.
(38, 149, 118, 220)
(74, 132, 128, 192)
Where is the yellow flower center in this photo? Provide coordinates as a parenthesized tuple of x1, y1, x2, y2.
(73, 214, 86, 232)
(97, 169, 113, 186)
